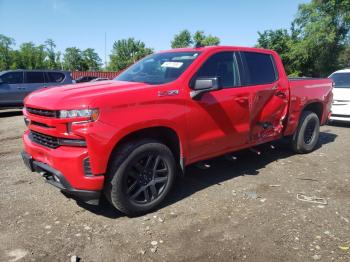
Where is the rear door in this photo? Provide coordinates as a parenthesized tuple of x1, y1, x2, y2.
(23, 71, 46, 99)
(239, 51, 289, 143)
(0, 71, 24, 105)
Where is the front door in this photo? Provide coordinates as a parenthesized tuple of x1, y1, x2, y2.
(240, 51, 289, 143)
(186, 51, 251, 162)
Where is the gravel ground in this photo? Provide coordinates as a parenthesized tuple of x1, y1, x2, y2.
(0, 109, 349, 262)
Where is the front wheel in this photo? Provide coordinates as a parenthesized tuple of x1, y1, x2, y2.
(104, 139, 176, 216)
(291, 111, 320, 154)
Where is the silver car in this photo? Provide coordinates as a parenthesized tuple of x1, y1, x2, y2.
(0, 70, 73, 108)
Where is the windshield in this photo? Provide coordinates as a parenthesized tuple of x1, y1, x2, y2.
(115, 51, 201, 85)
(329, 73, 350, 88)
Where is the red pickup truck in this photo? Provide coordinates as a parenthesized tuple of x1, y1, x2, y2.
(21, 46, 333, 215)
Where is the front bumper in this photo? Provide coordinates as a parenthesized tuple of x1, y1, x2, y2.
(21, 151, 100, 204)
(330, 102, 350, 122)
(22, 130, 104, 204)
(329, 114, 350, 122)
(21, 151, 101, 205)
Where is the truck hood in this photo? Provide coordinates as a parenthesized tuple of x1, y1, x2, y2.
(24, 80, 151, 109)
(333, 87, 350, 101)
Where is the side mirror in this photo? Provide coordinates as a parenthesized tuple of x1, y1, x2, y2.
(190, 77, 222, 99)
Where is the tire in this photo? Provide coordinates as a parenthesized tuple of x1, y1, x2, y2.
(291, 111, 320, 154)
(104, 139, 176, 216)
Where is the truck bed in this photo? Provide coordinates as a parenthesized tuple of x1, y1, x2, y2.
(284, 78, 333, 136)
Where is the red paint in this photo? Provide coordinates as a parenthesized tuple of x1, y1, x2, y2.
(22, 46, 333, 192)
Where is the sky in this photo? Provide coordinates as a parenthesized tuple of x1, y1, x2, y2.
(0, 0, 309, 66)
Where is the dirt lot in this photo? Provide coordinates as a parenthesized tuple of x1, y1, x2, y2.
(0, 110, 349, 262)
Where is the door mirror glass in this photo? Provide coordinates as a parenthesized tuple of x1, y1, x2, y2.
(194, 77, 220, 90)
(191, 77, 221, 99)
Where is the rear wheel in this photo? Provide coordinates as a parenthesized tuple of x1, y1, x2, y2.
(291, 111, 320, 153)
(104, 139, 176, 216)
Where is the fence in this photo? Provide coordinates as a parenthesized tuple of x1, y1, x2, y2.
(71, 71, 120, 80)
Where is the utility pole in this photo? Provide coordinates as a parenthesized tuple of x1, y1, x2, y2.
(104, 32, 107, 70)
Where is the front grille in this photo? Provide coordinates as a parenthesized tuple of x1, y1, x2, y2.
(31, 121, 53, 128)
(26, 107, 58, 118)
(30, 131, 59, 149)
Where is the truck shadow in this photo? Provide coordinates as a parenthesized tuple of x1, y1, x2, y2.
(77, 131, 337, 218)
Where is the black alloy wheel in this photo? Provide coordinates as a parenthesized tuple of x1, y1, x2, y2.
(105, 139, 176, 216)
(125, 153, 169, 205)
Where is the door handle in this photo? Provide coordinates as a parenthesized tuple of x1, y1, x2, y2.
(17, 87, 25, 90)
(235, 97, 248, 103)
(275, 91, 286, 99)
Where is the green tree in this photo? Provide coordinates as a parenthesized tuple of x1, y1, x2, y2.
(82, 48, 102, 71)
(193, 31, 220, 47)
(0, 34, 15, 70)
(55, 51, 62, 70)
(45, 39, 58, 69)
(63, 47, 85, 71)
(257, 0, 350, 77)
(256, 29, 297, 75)
(16, 42, 47, 69)
(171, 30, 221, 49)
(337, 43, 350, 68)
(292, 0, 350, 76)
(108, 38, 153, 71)
(171, 30, 193, 48)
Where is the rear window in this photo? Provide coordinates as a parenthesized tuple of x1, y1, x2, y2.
(46, 72, 65, 83)
(329, 73, 350, 88)
(0, 72, 23, 84)
(242, 52, 277, 85)
(26, 72, 45, 83)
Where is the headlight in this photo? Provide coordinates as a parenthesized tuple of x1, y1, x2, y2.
(59, 109, 99, 121)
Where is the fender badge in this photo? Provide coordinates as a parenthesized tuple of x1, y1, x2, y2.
(158, 89, 179, 97)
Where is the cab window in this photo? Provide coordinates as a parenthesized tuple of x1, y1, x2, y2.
(241, 52, 277, 85)
(193, 52, 240, 88)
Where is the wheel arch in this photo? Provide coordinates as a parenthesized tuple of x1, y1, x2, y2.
(302, 101, 324, 121)
(107, 125, 185, 174)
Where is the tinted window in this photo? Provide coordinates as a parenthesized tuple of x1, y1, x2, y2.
(0, 72, 23, 84)
(242, 52, 277, 85)
(46, 72, 65, 83)
(116, 51, 201, 85)
(26, 72, 45, 83)
(194, 52, 239, 88)
(329, 73, 350, 88)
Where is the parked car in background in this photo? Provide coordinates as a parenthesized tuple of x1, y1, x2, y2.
(90, 77, 110, 82)
(75, 76, 98, 83)
(329, 69, 350, 122)
(0, 70, 72, 108)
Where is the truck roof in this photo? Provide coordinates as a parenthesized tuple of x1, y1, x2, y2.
(159, 45, 275, 54)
